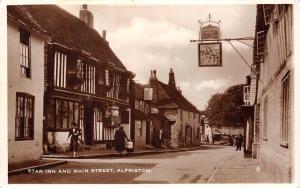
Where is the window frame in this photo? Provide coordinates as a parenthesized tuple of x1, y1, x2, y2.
(54, 50, 67, 88)
(280, 73, 290, 148)
(15, 92, 34, 141)
(19, 27, 31, 78)
(105, 69, 110, 86)
(262, 96, 268, 140)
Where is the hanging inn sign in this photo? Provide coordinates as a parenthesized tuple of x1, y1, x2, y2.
(197, 14, 222, 67)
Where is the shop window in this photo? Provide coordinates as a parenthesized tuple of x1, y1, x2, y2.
(19, 28, 31, 78)
(47, 99, 83, 130)
(15, 93, 34, 140)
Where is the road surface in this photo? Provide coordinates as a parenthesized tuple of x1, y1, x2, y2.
(9, 145, 237, 184)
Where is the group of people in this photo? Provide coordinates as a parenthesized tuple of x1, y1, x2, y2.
(67, 123, 129, 157)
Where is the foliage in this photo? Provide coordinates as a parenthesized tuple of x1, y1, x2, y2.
(205, 84, 244, 128)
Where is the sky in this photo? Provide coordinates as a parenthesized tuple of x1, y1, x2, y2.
(60, 4, 256, 110)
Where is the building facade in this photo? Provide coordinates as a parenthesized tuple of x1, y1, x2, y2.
(132, 82, 151, 149)
(8, 5, 134, 154)
(7, 10, 45, 164)
(148, 69, 202, 148)
(244, 4, 293, 182)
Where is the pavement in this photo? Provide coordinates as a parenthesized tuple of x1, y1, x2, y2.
(42, 145, 203, 159)
(208, 147, 271, 183)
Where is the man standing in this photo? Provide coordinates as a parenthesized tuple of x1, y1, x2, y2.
(236, 134, 244, 151)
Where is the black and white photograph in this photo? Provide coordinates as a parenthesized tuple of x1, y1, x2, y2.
(1, 1, 299, 186)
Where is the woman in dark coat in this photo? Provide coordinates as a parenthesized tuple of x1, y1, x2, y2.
(114, 127, 128, 154)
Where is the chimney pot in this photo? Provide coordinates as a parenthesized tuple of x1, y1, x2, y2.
(79, 4, 93, 28)
(168, 68, 176, 88)
(102, 30, 106, 40)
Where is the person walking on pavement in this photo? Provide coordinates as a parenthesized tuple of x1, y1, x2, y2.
(236, 134, 244, 151)
(114, 126, 129, 155)
(67, 122, 82, 157)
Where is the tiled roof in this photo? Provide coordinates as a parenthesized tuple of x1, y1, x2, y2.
(157, 81, 200, 113)
(7, 5, 127, 71)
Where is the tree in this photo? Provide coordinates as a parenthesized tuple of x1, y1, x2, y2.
(205, 84, 244, 128)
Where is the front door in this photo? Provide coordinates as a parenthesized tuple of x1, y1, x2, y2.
(84, 102, 94, 145)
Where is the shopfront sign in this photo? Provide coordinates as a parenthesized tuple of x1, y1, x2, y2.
(151, 108, 159, 114)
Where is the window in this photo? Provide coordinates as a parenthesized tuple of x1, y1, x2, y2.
(54, 51, 67, 87)
(105, 69, 110, 86)
(15, 93, 34, 140)
(19, 28, 31, 78)
(120, 111, 129, 124)
(281, 74, 290, 147)
(127, 79, 130, 93)
(76, 59, 84, 79)
(94, 107, 103, 141)
(263, 97, 268, 139)
(135, 100, 139, 109)
(180, 110, 183, 121)
(47, 99, 83, 130)
(136, 121, 142, 137)
(80, 63, 95, 94)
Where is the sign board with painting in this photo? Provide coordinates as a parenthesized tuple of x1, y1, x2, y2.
(144, 87, 153, 101)
(198, 42, 222, 67)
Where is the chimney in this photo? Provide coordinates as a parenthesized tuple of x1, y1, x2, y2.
(102, 30, 109, 45)
(177, 86, 182, 93)
(79, 4, 93, 28)
(168, 68, 176, 88)
(102, 30, 106, 40)
(149, 70, 157, 82)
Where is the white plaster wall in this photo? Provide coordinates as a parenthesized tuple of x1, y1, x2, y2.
(258, 61, 293, 182)
(165, 109, 200, 148)
(134, 120, 146, 148)
(8, 23, 44, 164)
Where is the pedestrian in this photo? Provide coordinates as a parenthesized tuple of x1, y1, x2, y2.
(114, 126, 129, 155)
(67, 122, 82, 157)
(236, 134, 244, 151)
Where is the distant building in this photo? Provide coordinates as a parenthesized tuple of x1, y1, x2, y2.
(7, 5, 134, 157)
(147, 69, 202, 148)
(132, 82, 151, 148)
(243, 5, 293, 182)
(7, 8, 46, 164)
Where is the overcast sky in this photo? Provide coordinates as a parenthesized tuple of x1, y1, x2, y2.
(60, 4, 256, 110)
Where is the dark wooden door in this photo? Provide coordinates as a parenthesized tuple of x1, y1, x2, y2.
(146, 121, 150, 145)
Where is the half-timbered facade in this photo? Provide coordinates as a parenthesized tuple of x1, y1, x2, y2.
(8, 5, 134, 152)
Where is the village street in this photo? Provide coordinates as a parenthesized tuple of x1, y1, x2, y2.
(9, 145, 268, 184)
